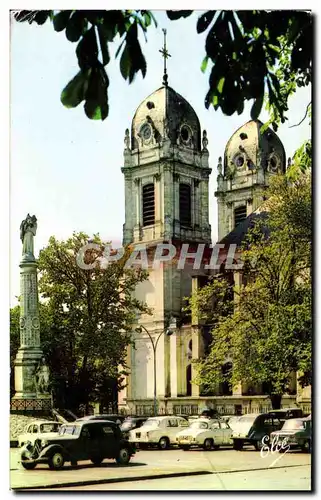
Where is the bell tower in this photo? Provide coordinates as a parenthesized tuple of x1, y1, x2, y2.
(121, 88, 211, 247)
(120, 33, 212, 412)
(215, 120, 286, 241)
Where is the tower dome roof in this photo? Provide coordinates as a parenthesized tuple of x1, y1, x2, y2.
(131, 85, 202, 151)
(224, 120, 286, 175)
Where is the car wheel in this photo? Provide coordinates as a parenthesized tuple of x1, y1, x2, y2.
(158, 437, 170, 450)
(300, 441, 309, 453)
(181, 445, 190, 451)
(116, 447, 130, 465)
(254, 439, 264, 451)
(203, 438, 213, 451)
(233, 439, 243, 450)
(21, 461, 36, 470)
(48, 451, 65, 470)
(90, 456, 103, 465)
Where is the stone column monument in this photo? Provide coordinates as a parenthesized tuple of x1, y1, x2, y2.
(11, 214, 51, 411)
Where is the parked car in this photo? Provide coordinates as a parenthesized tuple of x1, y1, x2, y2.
(76, 414, 125, 425)
(188, 415, 200, 424)
(232, 413, 285, 451)
(267, 408, 303, 421)
(270, 417, 311, 452)
(225, 416, 242, 431)
(120, 417, 148, 439)
(176, 418, 233, 451)
(128, 415, 189, 449)
(20, 420, 135, 470)
(18, 421, 61, 447)
(200, 408, 219, 419)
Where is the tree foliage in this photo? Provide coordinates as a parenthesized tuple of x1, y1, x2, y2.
(13, 10, 311, 127)
(190, 173, 311, 408)
(10, 232, 149, 412)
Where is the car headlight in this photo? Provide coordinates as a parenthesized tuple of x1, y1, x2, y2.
(41, 439, 48, 447)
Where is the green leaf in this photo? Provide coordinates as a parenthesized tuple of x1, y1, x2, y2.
(84, 66, 109, 120)
(61, 70, 90, 108)
(115, 40, 125, 59)
(53, 10, 72, 32)
(97, 25, 110, 66)
(217, 77, 225, 94)
(148, 11, 158, 27)
(120, 45, 130, 80)
(166, 10, 193, 20)
(76, 26, 98, 70)
(201, 56, 209, 73)
(143, 12, 151, 27)
(34, 11, 52, 25)
(250, 93, 264, 120)
(197, 11, 215, 33)
(66, 12, 88, 42)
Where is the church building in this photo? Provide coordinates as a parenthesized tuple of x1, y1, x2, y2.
(118, 39, 311, 417)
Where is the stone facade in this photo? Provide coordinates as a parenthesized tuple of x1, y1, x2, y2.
(215, 120, 286, 241)
(13, 260, 43, 400)
(118, 84, 311, 416)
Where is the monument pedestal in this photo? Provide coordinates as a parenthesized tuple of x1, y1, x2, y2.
(11, 347, 52, 413)
(13, 346, 43, 399)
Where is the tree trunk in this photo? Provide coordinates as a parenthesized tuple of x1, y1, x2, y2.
(270, 394, 282, 409)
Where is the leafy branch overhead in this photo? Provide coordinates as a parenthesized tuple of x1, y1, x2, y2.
(14, 10, 311, 127)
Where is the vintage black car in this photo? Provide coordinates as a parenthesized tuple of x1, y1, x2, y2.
(20, 420, 135, 470)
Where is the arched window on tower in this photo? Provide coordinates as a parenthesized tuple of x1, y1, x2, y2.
(234, 205, 247, 228)
(179, 183, 192, 227)
(142, 183, 155, 226)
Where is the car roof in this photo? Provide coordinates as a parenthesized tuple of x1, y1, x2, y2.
(124, 416, 147, 420)
(66, 420, 117, 426)
(238, 413, 267, 418)
(268, 408, 301, 413)
(80, 414, 123, 419)
(284, 417, 310, 423)
(146, 415, 186, 420)
(29, 420, 60, 425)
(191, 418, 218, 423)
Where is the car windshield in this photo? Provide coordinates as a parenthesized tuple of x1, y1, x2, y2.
(59, 425, 81, 436)
(40, 423, 60, 433)
(143, 419, 160, 427)
(282, 419, 305, 431)
(190, 421, 209, 429)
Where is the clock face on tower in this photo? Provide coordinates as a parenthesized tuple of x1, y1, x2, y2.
(140, 123, 152, 142)
(269, 153, 280, 172)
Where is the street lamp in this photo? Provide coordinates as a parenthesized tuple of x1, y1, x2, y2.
(135, 317, 177, 417)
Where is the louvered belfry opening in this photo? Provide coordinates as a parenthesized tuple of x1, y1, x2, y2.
(234, 205, 247, 227)
(142, 183, 155, 226)
(179, 183, 191, 227)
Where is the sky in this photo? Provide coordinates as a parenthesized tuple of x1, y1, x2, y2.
(9, 10, 311, 306)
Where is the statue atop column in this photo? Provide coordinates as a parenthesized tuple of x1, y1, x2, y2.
(11, 213, 51, 411)
(20, 214, 37, 261)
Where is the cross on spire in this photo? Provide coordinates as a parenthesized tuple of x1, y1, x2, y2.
(159, 28, 171, 87)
